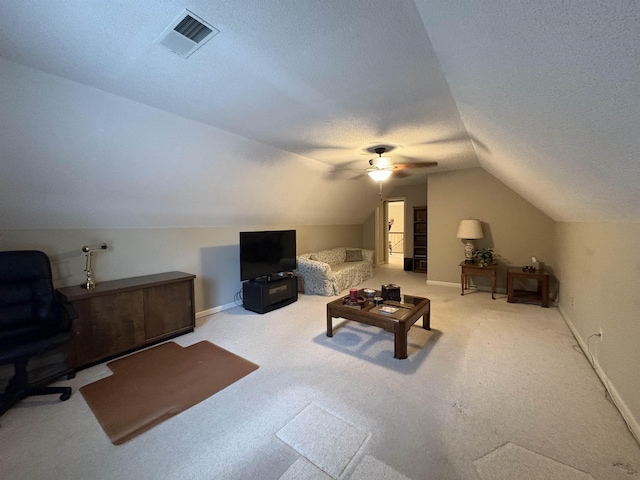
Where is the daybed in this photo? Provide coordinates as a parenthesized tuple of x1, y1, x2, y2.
(294, 247, 374, 296)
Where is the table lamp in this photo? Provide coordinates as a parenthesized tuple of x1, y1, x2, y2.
(456, 219, 483, 264)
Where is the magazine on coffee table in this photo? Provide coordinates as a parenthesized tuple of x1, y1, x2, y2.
(373, 303, 413, 320)
(378, 305, 399, 314)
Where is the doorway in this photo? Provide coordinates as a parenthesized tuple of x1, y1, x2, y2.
(386, 200, 405, 267)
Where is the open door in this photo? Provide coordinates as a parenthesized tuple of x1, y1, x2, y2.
(373, 199, 405, 267)
(387, 200, 405, 267)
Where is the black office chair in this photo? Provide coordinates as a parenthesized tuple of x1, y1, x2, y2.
(0, 250, 77, 416)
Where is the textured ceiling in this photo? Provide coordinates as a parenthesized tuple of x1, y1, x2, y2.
(0, 1, 638, 228)
(417, 0, 640, 222)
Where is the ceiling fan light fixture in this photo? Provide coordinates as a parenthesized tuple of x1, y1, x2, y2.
(368, 169, 393, 182)
(376, 156, 391, 168)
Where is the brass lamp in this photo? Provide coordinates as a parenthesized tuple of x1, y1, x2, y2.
(456, 219, 483, 264)
(81, 243, 108, 289)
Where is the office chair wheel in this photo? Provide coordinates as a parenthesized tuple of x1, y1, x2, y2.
(60, 390, 71, 401)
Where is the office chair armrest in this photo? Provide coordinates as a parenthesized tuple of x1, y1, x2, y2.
(54, 290, 78, 322)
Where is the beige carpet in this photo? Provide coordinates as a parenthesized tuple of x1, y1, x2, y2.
(80, 340, 258, 445)
(276, 403, 369, 478)
(473, 442, 595, 480)
(1, 265, 639, 479)
(279, 455, 412, 480)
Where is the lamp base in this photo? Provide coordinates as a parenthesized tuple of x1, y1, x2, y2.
(464, 239, 476, 264)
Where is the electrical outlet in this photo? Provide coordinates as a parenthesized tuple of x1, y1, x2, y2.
(598, 327, 603, 340)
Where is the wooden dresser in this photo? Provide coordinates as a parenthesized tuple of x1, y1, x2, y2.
(58, 271, 196, 369)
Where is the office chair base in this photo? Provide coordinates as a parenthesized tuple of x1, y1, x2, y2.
(0, 384, 72, 417)
(29, 385, 72, 401)
(0, 362, 73, 417)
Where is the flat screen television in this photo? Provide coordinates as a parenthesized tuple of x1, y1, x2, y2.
(239, 230, 297, 281)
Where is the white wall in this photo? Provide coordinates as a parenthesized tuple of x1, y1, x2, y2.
(388, 201, 405, 254)
(0, 59, 381, 229)
(388, 202, 405, 233)
(427, 168, 555, 290)
(0, 224, 362, 314)
(555, 222, 640, 440)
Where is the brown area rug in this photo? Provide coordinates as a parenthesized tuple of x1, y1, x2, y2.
(80, 341, 259, 445)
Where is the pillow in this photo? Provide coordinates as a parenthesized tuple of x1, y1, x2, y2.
(345, 249, 363, 262)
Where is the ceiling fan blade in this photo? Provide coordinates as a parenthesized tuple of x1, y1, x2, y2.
(327, 170, 366, 181)
(366, 166, 396, 172)
(393, 170, 410, 178)
(415, 133, 471, 146)
(325, 160, 367, 180)
(394, 161, 438, 170)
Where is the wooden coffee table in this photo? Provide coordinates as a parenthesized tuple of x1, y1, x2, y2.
(326, 289, 431, 359)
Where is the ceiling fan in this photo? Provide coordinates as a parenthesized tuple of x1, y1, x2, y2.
(366, 147, 438, 181)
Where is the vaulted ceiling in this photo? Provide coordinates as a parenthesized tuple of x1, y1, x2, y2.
(0, 1, 638, 228)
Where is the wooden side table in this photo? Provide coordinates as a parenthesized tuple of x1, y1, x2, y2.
(459, 262, 496, 299)
(506, 267, 550, 307)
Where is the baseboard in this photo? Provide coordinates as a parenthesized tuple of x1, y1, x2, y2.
(558, 304, 640, 444)
(426, 280, 458, 288)
(427, 279, 506, 294)
(196, 302, 237, 319)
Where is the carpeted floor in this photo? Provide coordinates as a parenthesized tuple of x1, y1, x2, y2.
(0, 264, 638, 479)
(276, 402, 369, 477)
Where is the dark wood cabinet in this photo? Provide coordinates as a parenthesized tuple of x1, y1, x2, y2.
(58, 271, 195, 369)
(413, 206, 427, 272)
(143, 280, 194, 339)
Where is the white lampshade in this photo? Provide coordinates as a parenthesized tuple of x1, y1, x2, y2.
(456, 219, 483, 239)
(368, 169, 393, 182)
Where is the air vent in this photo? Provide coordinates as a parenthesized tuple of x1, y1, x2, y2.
(155, 9, 219, 58)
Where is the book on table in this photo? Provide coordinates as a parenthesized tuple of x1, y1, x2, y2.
(373, 303, 413, 319)
(378, 305, 399, 314)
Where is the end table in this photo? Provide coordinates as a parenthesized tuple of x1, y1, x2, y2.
(459, 262, 496, 299)
(506, 267, 550, 307)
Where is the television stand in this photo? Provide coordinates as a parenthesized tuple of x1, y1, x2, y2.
(242, 275, 298, 314)
(253, 273, 288, 283)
